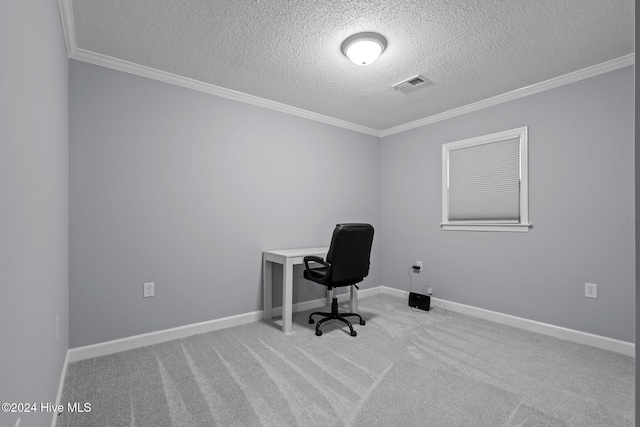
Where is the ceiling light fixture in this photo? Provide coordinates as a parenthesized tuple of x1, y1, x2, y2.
(341, 32, 387, 66)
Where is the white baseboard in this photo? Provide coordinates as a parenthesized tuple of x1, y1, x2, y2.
(379, 286, 408, 299)
(66, 285, 634, 364)
(56, 285, 633, 420)
(380, 286, 634, 357)
(51, 350, 70, 427)
(67, 310, 263, 363)
(271, 286, 380, 317)
(68, 287, 381, 363)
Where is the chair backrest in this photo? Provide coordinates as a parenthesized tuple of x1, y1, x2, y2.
(326, 223, 374, 283)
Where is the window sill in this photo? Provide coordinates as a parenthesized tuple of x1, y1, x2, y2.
(440, 223, 532, 232)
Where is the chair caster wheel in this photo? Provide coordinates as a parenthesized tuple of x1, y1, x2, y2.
(360, 320, 366, 326)
(315, 330, 322, 336)
(309, 318, 314, 324)
(350, 330, 357, 337)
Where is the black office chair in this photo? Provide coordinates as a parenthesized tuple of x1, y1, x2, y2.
(303, 223, 374, 337)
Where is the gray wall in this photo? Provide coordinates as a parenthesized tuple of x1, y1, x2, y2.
(0, 1, 69, 426)
(69, 61, 380, 347)
(70, 61, 633, 348)
(634, 4, 639, 423)
(380, 66, 635, 342)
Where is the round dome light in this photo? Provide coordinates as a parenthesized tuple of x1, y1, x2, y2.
(341, 32, 387, 66)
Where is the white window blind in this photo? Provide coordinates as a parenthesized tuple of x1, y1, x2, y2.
(441, 127, 530, 232)
(448, 137, 520, 221)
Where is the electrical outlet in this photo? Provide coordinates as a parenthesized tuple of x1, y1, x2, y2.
(426, 287, 433, 295)
(416, 261, 422, 272)
(144, 282, 155, 298)
(585, 283, 597, 299)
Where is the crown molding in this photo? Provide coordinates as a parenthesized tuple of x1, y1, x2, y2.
(381, 54, 635, 137)
(58, 1, 380, 137)
(72, 48, 383, 137)
(58, 0, 76, 56)
(59, 0, 632, 139)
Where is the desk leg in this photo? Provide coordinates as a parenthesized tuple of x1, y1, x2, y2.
(350, 286, 358, 313)
(282, 258, 294, 334)
(263, 258, 272, 320)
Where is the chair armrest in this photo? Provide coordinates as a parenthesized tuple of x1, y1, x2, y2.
(303, 256, 332, 283)
(303, 255, 329, 270)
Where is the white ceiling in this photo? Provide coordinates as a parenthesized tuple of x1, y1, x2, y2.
(59, 0, 634, 136)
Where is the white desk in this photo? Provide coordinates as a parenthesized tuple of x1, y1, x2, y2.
(263, 247, 359, 334)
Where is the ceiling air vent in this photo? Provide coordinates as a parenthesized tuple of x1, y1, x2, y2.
(392, 74, 432, 94)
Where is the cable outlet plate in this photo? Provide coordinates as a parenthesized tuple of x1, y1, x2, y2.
(144, 282, 155, 298)
(585, 283, 597, 299)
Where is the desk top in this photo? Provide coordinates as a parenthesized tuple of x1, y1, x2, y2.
(263, 246, 329, 259)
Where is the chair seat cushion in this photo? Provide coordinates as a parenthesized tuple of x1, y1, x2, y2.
(304, 266, 363, 288)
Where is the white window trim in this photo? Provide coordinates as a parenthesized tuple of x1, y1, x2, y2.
(441, 126, 531, 232)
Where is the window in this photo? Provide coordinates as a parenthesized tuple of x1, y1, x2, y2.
(441, 127, 530, 232)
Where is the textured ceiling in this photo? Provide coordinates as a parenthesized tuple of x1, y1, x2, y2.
(60, 0, 634, 135)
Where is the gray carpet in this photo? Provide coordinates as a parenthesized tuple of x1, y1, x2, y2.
(57, 294, 634, 426)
